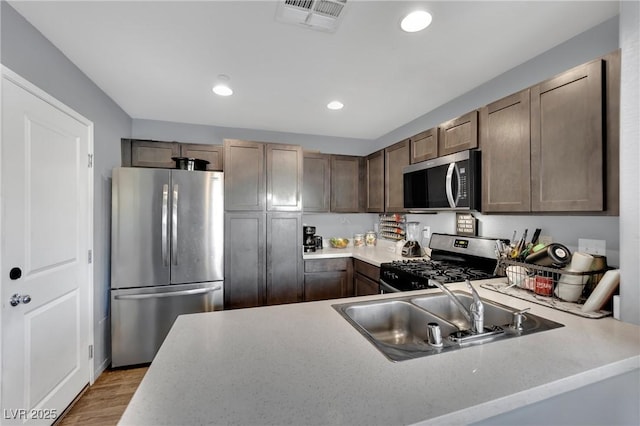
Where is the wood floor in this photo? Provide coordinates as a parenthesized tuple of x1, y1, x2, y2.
(56, 366, 148, 426)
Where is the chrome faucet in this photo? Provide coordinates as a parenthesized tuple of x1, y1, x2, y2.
(428, 279, 485, 334)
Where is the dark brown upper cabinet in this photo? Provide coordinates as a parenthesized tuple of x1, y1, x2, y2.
(365, 150, 385, 213)
(531, 58, 605, 212)
(224, 139, 266, 211)
(480, 90, 532, 213)
(409, 128, 438, 163)
(266, 143, 303, 211)
(330, 155, 364, 213)
(302, 152, 331, 212)
(385, 139, 410, 212)
(123, 139, 223, 170)
(438, 110, 478, 156)
(180, 143, 223, 171)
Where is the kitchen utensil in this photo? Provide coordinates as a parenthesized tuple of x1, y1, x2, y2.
(524, 243, 571, 267)
(581, 269, 620, 313)
(171, 157, 210, 171)
(555, 252, 593, 303)
(505, 265, 529, 288)
(530, 228, 542, 245)
(534, 276, 554, 296)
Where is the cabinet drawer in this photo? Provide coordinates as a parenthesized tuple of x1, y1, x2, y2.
(354, 259, 380, 281)
(304, 258, 350, 273)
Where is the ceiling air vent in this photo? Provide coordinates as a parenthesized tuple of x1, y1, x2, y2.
(276, 0, 348, 33)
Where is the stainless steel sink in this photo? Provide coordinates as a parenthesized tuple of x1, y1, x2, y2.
(411, 293, 514, 330)
(333, 291, 563, 362)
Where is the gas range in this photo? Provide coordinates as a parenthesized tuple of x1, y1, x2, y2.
(379, 233, 503, 292)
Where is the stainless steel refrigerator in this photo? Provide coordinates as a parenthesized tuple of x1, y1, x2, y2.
(110, 167, 224, 367)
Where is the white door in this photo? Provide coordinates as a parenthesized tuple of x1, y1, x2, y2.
(1, 69, 93, 425)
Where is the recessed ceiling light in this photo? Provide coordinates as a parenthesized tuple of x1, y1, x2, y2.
(327, 100, 344, 110)
(400, 10, 432, 33)
(212, 74, 233, 96)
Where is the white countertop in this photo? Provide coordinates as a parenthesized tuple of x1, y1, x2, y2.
(119, 280, 640, 425)
(303, 239, 429, 266)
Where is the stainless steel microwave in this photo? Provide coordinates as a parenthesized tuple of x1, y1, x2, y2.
(403, 150, 480, 211)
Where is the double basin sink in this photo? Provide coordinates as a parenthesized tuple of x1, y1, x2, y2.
(333, 291, 563, 362)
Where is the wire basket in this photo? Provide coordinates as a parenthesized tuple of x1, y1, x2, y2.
(481, 258, 611, 319)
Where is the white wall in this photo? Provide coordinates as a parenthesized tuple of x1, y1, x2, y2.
(619, 0, 640, 325)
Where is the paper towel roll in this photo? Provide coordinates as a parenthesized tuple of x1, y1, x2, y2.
(581, 269, 620, 313)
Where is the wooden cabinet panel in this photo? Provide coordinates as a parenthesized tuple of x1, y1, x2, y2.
(224, 213, 265, 309)
(354, 274, 379, 296)
(266, 213, 302, 305)
(385, 139, 410, 212)
(330, 155, 364, 213)
(266, 144, 303, 211)
(224, 139, 265, 211)
(365, 150, 384, 212)
(180, 144, 223, 171)
(303, 152, 331, 212)
(303, 258, 353, 301)
(480, 90, 531, 212)
(354, 259, 379, 296)
(438, 110, 478, 156)
(410, 128, 438, 163)
(531, 59, 604, 212)
(304, 272, 349, 301)
(130, 140, 180, 168)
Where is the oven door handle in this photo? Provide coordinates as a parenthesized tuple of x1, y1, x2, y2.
(379, 279, 401, 294)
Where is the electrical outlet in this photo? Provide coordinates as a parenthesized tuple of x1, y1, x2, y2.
(422, 226, 431, 240)
(578, 238, 606, 256)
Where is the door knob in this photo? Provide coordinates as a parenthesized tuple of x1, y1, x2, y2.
(9, 294, 31, 307)
(9, 267, 22, 280)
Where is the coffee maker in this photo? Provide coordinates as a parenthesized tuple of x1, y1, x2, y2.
(402, 221, 422, 257)
(303, 226, 316, 253)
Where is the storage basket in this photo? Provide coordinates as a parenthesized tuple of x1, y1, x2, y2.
(481, 258, 611, 319)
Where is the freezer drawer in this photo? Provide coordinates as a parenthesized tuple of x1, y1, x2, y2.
(111, 282, 223, 367)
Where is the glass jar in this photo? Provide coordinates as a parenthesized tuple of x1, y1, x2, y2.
(365, 231, 377, 246)
(353, 233, 365, 247)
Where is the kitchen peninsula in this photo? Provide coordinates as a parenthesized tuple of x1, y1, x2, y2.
(119, 280, 640, 425)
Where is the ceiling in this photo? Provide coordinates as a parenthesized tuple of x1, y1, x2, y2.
(9, 1, 619, 140)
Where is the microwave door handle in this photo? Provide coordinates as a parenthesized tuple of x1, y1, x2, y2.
(445, 162, 456, 208)
(453, 162, 462, 204)
(161, 184, 169, 267)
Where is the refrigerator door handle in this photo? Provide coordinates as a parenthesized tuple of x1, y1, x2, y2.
(113, 286, 222, 300)
(161, 184, 169, 266)
(172, 183, 179, 265)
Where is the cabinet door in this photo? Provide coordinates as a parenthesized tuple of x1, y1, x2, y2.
(224, 212, 265, 309)
(385, 139, 410, 212)
(266, 213, 302, 305)
(304, 272, 349, 301)
(438, 110, 478, 156)
(303, 152, 330, 212)
(224, 139, 265, 211)
(480, 90, 531, 212)
(130, 139, 180, 168)
(354, 273, 379, 296)
(266, 143, 303, 211)
(365, 149, 384, 213)
(180, 144, 223, 171)
(330, 155, 364, 213)
(531, 59, 604, 212)
(410, 128, 438, 163)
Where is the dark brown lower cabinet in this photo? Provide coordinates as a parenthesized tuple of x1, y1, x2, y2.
(303, 258, 353, 301)
(224, 212, 302, 309)
(354, 259, 380, 296)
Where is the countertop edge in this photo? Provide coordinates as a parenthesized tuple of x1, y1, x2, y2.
(416, 356, 640, 425)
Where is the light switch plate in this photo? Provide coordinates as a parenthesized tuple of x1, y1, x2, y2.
(578, 238, 606, 255)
